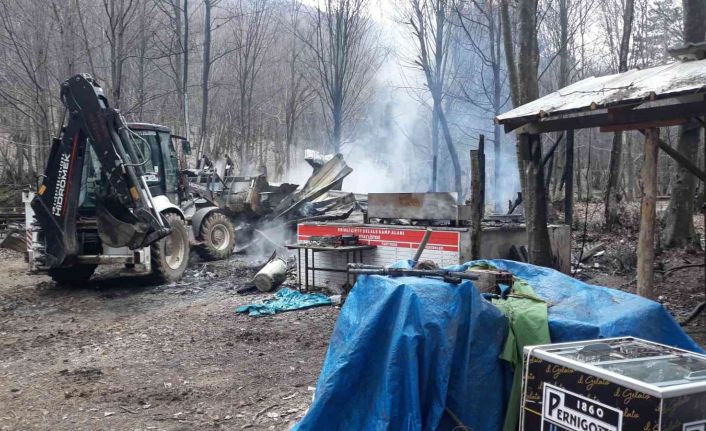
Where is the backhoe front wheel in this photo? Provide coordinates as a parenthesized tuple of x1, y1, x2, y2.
(151, 213, 190, 283)
(195, 212, 235, 261)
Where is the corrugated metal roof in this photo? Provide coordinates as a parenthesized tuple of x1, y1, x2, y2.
(496, 59, 706, 125)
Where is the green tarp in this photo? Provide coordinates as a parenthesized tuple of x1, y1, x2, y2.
(475, 264, 551, 431)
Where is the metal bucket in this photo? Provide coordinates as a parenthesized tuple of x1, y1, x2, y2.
(253, 257, 287, 292)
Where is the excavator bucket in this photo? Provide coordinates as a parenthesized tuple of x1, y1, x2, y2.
(95, 199, 151, 249)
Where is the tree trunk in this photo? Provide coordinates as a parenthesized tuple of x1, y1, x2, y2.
(663, 123, 701, 246)
(332, 103, 343, 153)
(521, 133, 554, 267)
(605, 132, 624, 226)
(438, 103, 463, 201)
(182, 0, 190, 143)
(491, 7, 503, 213)
(637, 128, 659, 299)
(431, 102, 439, 192)
(605, 0, 634, 228)
(136, 0, 149, 117)
(552, 0, 570, 205)
(575, 140, 582, 201)
(625, 134, 636, 201)
(198, 0, 212, 159)
(663, 0, 705, 247)
(513, 0, 553, 266)
(173, 0, 184, 128)
(564, 130, 574, 225)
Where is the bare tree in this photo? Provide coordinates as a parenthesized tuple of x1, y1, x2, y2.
(198, 0, 217, 159)
(281, 0, 315, 172)
(102, 0, 139, 109)
(663, 0, 705, 247)
(0, 0, 55, 172)
(182, 0, 191, 142)
(500, 0, 553, 266)
(404, 0, 463, 199)
(303, 0, 380, 153)
(228, 0, 275, 169)
(455, 0, 507, 210)
(154, 0, 188, 134)
(603, 0, 635, 228)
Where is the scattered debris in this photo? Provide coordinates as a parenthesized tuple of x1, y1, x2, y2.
(253, 404, 279, 420)
(184, 152, 358, 254)
(0, 226, 26, 253)
(580, 242, 606, 262)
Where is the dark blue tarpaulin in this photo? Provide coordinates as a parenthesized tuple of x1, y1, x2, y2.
(293, 260, 703, 431)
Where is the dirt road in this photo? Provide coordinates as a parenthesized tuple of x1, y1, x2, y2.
(0, 250, 337, 430)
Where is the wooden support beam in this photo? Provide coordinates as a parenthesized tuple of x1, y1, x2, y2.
(600, 118, 687, 132)
(636, 130, 706, 183)
(506, 101, 706, 134)
(637, 128, 659, 299)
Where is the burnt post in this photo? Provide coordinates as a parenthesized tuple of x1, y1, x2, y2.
(469, 135, 486, 260)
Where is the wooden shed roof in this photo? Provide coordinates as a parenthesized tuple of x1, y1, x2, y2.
(496, 59, 706, 133)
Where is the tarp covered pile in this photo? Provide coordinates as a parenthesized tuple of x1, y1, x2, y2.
(293, 260, 702, 431)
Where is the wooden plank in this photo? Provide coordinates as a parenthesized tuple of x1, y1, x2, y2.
(637, 128, 659, 299)
(508, 101, 706, 134)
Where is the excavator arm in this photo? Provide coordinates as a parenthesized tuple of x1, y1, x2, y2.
(31, 74, 171, 269)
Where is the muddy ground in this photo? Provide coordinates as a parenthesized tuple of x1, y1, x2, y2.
(1, 209, 704, 431)
(0, 250, 337, 430)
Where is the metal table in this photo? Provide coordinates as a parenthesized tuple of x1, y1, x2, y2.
(286, 243, 377, 291)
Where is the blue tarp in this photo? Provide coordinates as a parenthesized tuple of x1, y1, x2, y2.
(465, 260, 703, 353)
(293, 260, 703, 431)
(235, 288, 332, 317)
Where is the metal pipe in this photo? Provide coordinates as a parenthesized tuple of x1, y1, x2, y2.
(412, 228, 433, 264)
(347, 264, 479, 282)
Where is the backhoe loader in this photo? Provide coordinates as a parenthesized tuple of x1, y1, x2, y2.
(27, 74, 190, 285)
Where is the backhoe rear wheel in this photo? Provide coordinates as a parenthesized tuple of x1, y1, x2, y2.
(151, 212, 190, 283)
(195, 212, 235, 261)
(49, 265, 97, 286)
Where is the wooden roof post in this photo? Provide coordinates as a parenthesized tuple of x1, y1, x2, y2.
(637, 127, 659, 299)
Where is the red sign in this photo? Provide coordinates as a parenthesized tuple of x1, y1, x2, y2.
(297, 224, 460, 252)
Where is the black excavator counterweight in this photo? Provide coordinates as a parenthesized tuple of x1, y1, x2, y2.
(31, 74, 171, 269)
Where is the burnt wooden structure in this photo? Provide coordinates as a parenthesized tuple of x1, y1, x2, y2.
(496, 45, 706, 299)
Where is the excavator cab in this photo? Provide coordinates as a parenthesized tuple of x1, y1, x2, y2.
(126, 123, 181, 204)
